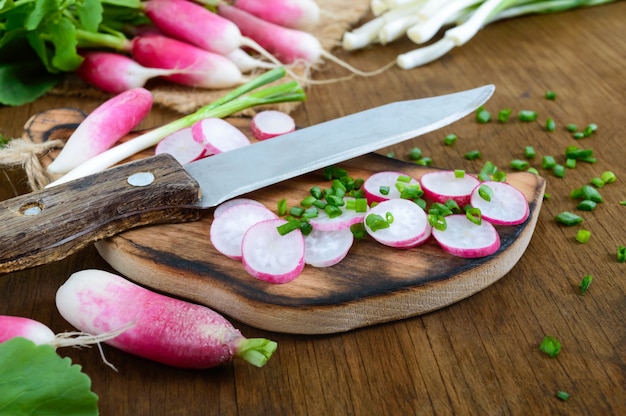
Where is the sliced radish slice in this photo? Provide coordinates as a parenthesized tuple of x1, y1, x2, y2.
(420, 170, 480, 206)
(191, 118, 251, 154)
(308, 197, 367, 231)
(470, 181, 530, 225)
(304, 228, 354, 267)
(364, 198, 430, 248)
(431, 214, 500, 258)
(213, 198, 266, 218)
(155, 127, 209, 164)
(250, 110, 296, 140)
(362, 171, 420, 203)
(242, 219, 305, 284)
(210, 203, 277, 260)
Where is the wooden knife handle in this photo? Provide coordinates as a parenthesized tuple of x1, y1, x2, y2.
(0, 154, 202, 274)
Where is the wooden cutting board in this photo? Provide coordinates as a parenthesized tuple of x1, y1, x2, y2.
(25, 108, 545, 334)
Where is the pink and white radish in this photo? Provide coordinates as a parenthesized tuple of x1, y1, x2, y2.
(250, 110, 296, 140)
(241, 219, 305, 283)
(362, 171, 420, 203)
(47, 87, 153, 174)
(304, 228, 354, 267)
(431, 214, 500, 258)
(420, 170, 480, 206)
(470, 181, 529, 225)
(364, 198, 431, 248)
(55, 269, 278, 368)
(230, 0, 321, 30)
(192, 117, 251, 154)
(213, 198, 266, 218)
(210, 203, 278, 259)
(308, 197, 367, 231)
(75, 51, 181, 94)
(154, 127, 209, 164)
(130, 34, 245, 89)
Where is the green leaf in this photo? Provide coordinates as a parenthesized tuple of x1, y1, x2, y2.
(0, 59, 62, 106)
(0, 337, 99, 415)
(78, 0, 104, 33)
(24, 0, 59, 30)
(49, 16, 83, 71)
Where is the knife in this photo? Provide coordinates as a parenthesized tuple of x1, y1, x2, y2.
(0, 85, 494, 274)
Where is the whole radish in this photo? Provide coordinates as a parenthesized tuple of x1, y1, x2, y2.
(76, 51, 181, 94)
(55, 269, 278, 368)
(231, 0, 321, 30)
(47, 87, 153, 174)
(130, 34, 245, 89)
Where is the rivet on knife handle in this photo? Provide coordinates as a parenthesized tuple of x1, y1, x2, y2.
(0, 154, 201, 274)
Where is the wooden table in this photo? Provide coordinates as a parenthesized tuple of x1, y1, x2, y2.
(1, 3, 625, 415)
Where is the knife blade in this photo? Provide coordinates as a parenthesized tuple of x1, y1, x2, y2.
(0, 85, 494, 274)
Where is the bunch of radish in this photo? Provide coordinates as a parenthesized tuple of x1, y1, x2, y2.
(73, 0, 328, 94)
(1, 269, 279, 369)
(209, 166, 530, 284)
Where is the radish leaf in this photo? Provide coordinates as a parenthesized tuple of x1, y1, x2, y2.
(0, 337, 98, 415)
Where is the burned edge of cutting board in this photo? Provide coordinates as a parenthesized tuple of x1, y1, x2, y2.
(95, 154, 545, 334)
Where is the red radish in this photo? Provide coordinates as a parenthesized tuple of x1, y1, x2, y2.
(210, 203, 278, 259)
(364, 198, 431, 248)
(362, 171, 420, 203)
(130, 35, 245, 89)
(308, 197, 367, 231)
(231, 0, 321, 30)
(213, 198, 266, 218)
(55, 269, 278, 368)
(431, 214, 501, 258)
(76, 51, 180, 94)
(304, 228, 354, 267)
(154, 127, 209, 165)
(470, 181, 529, 225)
(420, 170, 480, 206)
(47, 87, 153, 174)
(250, 110, 296, 140)
(192, 117, 251, 154)
(241, 219, 305, 283)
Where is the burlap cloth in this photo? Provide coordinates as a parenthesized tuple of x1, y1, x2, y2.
(49, 0, 372, 114)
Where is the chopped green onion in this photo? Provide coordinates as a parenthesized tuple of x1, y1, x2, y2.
(366, 213, 390, 232)
(584, 123, 598, 136)
(277, 198, 288, 216)
(480, 161, 498, 176)
(476, 106, 491, 123)
(302, 207, 319, 219)
(323, 166, 347, 180)
(299, 221, 313, 236)
(617, 246, 626, 263)
(386, 151, 395, 158)
(454, 169, 465, 178)
(565, 158, 576, 169)
(600, 171, 616, 184)
(444, 134, 458, 146)
(565, 147, 593, 160)
(539, 336, 561, 358)
(409, 147, 422, 161)
(545, 90, 557, 100)
(498, 108, 512, 123)
(332, 179, 347, 193)
(553, 164, 565, 178)
(466, 207, 482, 225)
(581, 185, 603, 203)
(556, 391, 570, 401)
(519, 110, 538, 122)
(416, 157, 432, 166)
(545, 118, 556, 132)
(300, 195, 317, 208)
(429, 203, 453, 217)
(478, 185, 493, 202)
(573, 131, 586, 139)
(542, 155, 556, 169)
(566, 123, 578, 132)
(428, 214, 447, 231)
(324, 204, 343, 218)
(527, 167, 539, 175)
(492, 171, 507, 182)
(414, 198, 427, 210)
(379, 185, 390, 196)
(400, 184, 423, 200)
(326, 194, 345, 207)
(576, 200, 597, 211)
(385, 211, 394, 224)
(579, 274, 592, 295)
(277, 220, 301, 236)
(555, 211, 583, 226)
(575, 229, 591, 244)
(511, 159, 529, 171)
(289, 206, 305, 217)
(590, 177, 604, 188)
(444, 199, 460, 214)
(350, 223, 367, 239)
(397, 174, 412, 183)
(312, 199, 327, 209)
(524, 146, 536, 159)
(464, 150, 481, 160)
(310, 186, 323, 199)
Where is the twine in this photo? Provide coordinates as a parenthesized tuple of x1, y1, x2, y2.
(0, 139, 64, 191)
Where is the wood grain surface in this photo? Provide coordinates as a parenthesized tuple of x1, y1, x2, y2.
(1, 2, 625, 415)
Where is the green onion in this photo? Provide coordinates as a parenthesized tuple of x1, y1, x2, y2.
(324, 204, 343, 218)
(444, 134, 458, 145)
(415, 198, 427, 210)
(444, 199, 460, 213)
(579, 274, 592, 295)
(493, 171, 507, 182)
(302, 207, 319, 219)
(584, 123, 598, 136)
(565, 159, 576, 169)
(366, 213, 390, 232)
(573, 131, 586, 139)
(429, 203, 453, 217)
(416, 157, 433, 166)
(527, 167, 539, 175)
(379, 185, 390, 196)
(289, 206, 305, 217)
(332, 179, 347, 193)
(576, 200, 597, 211)
(350, 223, 367, 239)
(397, 175, 412, 183)
(454, 169, 465, 178)
(539, 336, 561, 358)
(386, 151, 395, 158)
(385, 211, 394, 224)
(310, 186, 323, 199)
(478, 185, 493, 202)
(617, 246, 626, 263)
(409, 147, 422, 160)
(476, 106, 491, 123)
(300, 195, 317, 208)
(556, 391, 570, 401)
(542, 155, 556, 169)
(555, 212, 583, 226)
(400, 184, 423, 199)
(553, 164, 565, 178)
(590, 177, 604, 188)
(466, 207, 482, 225)
(277, 220, 301, 236)
(277, 198, 287, 216)
(545, 90, 557, 100)
(498, 108, 512, 123)
(566, 123, 578, 132)
(428, 214, 447, 231)
(326, 194, 345, 207)
(575, 229, 591, 244)
(565, 147, 593, 160)
(581, 185, 603, 203)
(600, 171, 616, 184)
(465, 150, 481, 160)
(510, 159, 529, 171)
(545, 118, 556, 132)
(323, 166, 347, 180)
(299, 221, 313, 236)
(480, 161, 498, 176)
(519, 110, 538, 122)
(524, 146, 536, 159)
(312, 199, 327, 209)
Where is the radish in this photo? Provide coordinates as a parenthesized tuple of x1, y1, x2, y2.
(308, 197, 368, 231)
(75, 51, 181, 94)
(130, 35, 245, 89)
(241, 219, 305, 283)
(250, 110, 296, 140)
(55, 269, 278, 368)
(226, 48, 277, 73)
(362, 171, 421, 203)
(210, 203, 278, 259)
(431, 214, 501, 258)
(420, 170, 481, 206)
(304, 228, 354, 267)
(213, 198, 266, 218)
(470, 181, 530, 225)
(364, 198, 431, 248)
(230, 0, 321, 30)
(154, 127, 209, 165)
(47, 87, 153, 174)
(191, 117, 251, 154)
